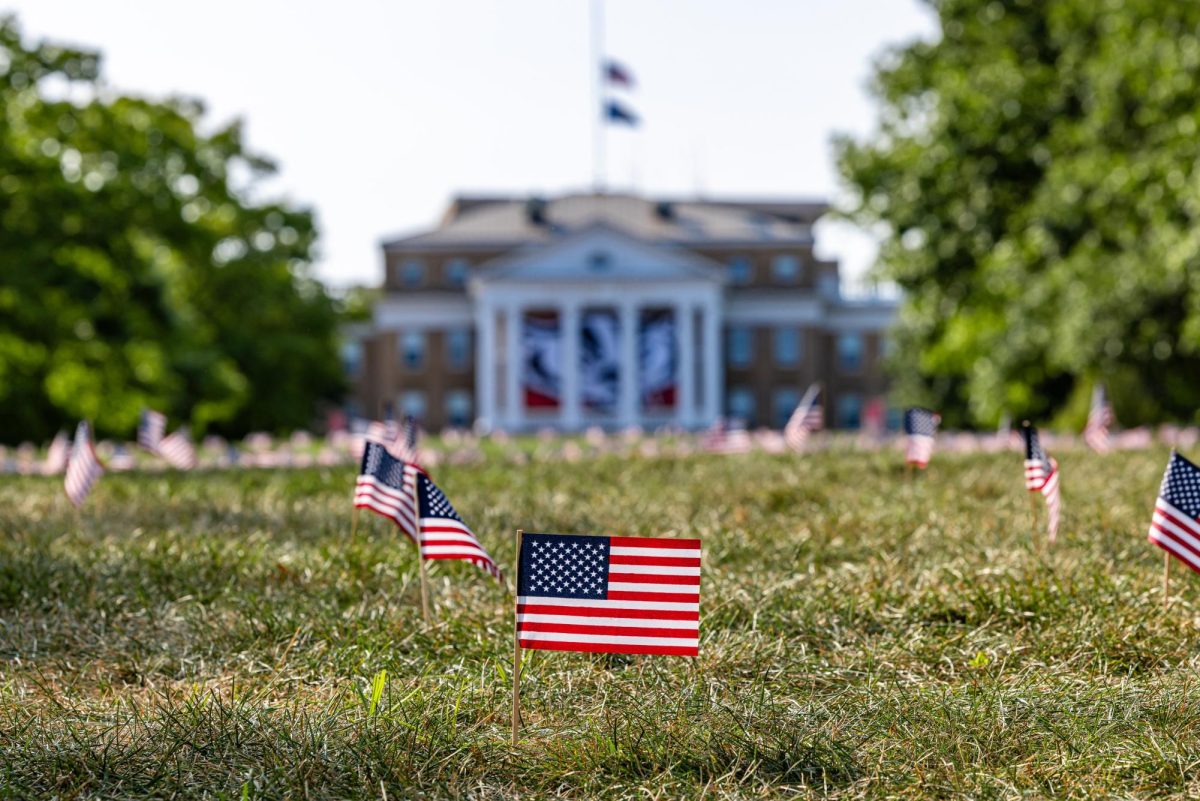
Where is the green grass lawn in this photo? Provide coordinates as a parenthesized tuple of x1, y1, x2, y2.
(2, 449, 1198, 799)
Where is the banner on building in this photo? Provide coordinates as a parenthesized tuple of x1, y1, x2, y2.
(522, 311, 561, 409)
(581, 309, 619, 413)
(639, 309, 676, 410)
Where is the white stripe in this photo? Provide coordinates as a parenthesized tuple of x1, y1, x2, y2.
(607, 581, 700, 595)
(421, 544, 490, 558)
(517, 631, 698, 647)
(356, 475, 411, 504)
(418, 530, 478, 544)
(606, 564, 700, 576)
(357, 497, 415, 525)
(1150, 530, 1200, 572)
(1152, 509, 1200, 552)
(354, 490, 415, 517)
(609, 546, 701, 560)
(419, 518, 473, 534)
(517, 613, 697, 630)
(517, 596, 699, 612)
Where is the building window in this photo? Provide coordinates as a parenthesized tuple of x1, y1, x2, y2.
(400, 390, 426, 421)
(817, 273, 839, 298)
(771, 254, 800, 283)
(726, 326, 752, 368)
(446, 328, 471, 370)
(837, 394, 862, 429)
(400, 331, 425, 370)
(837, 333, 864, 372)
(445, 390, 472, 428)
(726, 386, 756, 426)
(400, 259, 425, 287)
(773, 389, 800, 429)
(445, 258, 469, 287)
(772, 327, 802, 367)
(728, 256, 752, 285)
(340, 341, 362, 377)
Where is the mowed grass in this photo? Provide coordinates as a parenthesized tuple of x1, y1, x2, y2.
(2, 448, 1200, 799)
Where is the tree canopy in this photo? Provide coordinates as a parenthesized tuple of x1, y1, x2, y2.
(0, 16, 344, 443)
(837, 0, 1200, 428)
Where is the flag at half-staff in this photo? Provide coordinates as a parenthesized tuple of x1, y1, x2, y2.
(354, 441, 501, 581)
(1021, 422, 1061, 541)
(904, 407, 940, 468)
(783, 384, 824, 452)
(1084, 383, 1115, 453)
(516, 532, 701, 656)
(1148, 451, 1200, 573)
(65, 421, 104, 507)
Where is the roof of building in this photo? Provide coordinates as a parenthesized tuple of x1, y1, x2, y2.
(382, 192, 829, 250)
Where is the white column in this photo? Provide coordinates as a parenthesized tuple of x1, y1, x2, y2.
(561, 301, 582, 430)
(675, 301, 695, 428)
(618, 300, 638, 428)
(505, 302, 522, 430)
(701, 293, 722, 426)
(475, 298, 496, 429)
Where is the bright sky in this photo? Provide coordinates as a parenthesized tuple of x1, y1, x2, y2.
(6, 0, 937, 289)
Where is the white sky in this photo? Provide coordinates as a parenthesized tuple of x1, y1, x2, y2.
(6, 0, 937, 288)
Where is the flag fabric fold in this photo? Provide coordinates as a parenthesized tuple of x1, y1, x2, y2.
(1148, 450, 1200, 573)
(1022, 422, 1061, 541)
(65, 421, 104, 507)
(516, 532, 701, 656)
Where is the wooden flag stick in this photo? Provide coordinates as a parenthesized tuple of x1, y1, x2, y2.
(418, 550, 432, 625)
(512, 528, 524, 746)
(350, 506, 360, 539)
(1164, 551, 1171, 612)
(1029, 493, 1040, 531)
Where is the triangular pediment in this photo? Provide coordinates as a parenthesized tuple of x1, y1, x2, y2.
(476, 224, 724, 284)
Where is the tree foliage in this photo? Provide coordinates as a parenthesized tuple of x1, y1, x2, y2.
(0, 16, 343, 443)
(837, 0, 1200, 427)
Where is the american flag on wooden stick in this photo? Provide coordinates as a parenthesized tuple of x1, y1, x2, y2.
(65, 421, 104, 507)
(42, 430, 70, 475)
(1084, 384, 1114, 453)
(783, 384, 824, 452)
(1148, 451, 1200, 573)
(701, 418, 752, 454)
(391, 415, 420, 462)
(1021, 422, 1061, 541)
(904, 408, 940, 468)
(159, 428, 198, 470)
(517, 532, 701, 656)
(138, 409, 166, 452)
(354, 441, 501, 581)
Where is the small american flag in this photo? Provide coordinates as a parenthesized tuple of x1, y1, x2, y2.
(1084, 384, 1114, 453)
(65, 421, 104, 507)
(702, 418, 752, 454)
(1148, 451, 1200, 573)
(365, 419, 399, 447)
(783, 384, 824, 452)
(138, 409, 166, 452)
(391, 415, 420, 462)
(517, 532, 701, 656)
(904, 408, 940, 468)
(1022, 422, 1061, 541)
(355, 441, 501, 581)
(42, 430, 70, 475)
(159, 428, 197, 470)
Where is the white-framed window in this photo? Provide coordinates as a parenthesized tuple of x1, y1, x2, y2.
(837, 393, 862, 429)
(726, 386, 756, 426)
(771, 254, 800, 283)
(726, 326, 752, 368)
(728, 256, 752, 285)
(445, 390, 472, 428)
(445, 258, 469, 287)
(401, 258, 425, 287)
(837, 333, 864, 372)
(400, 331, 425, 370)
(446, 328, 471, 370)
(400, 391, 426, 421)
(773, 388, 800, 429)
(772, 327, 802, 367)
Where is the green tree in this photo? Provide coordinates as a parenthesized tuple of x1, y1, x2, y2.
(837, 0, 1200, 428)
(0, 16, 343, 443)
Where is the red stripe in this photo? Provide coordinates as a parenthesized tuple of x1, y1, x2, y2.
(608, 572, 700, 586)
(421, 523, 472, 533)
(1151, 519, 1200, 563)
(519, 639, 697, 656)
(1157, 502, 1200, 540)
(608, 554, 700, 567)
(517, 603, 698, 620)
(518, 622, 697, 638)
(420, 538, 484, 548)
(1150, 531, 1200, 575)
(607, 590, 700, 603)
(609, 536, 700, 549)
(425, 553, 496, 566)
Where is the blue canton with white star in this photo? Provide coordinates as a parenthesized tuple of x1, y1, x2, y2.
(417, 474, 463, 521)
(1162, 452, 1200, 519)
(360, 441, 406, 490)
(905, 408, 939, 437)
(1023, 424, 1051, 471)
(519, 533, 610, 599)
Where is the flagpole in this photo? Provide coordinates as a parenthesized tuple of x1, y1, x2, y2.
(350, 506, 360, 539)
(411, 474, 432, 625)
(591, 0, 605, 192)
(512, 528, 524, 746)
